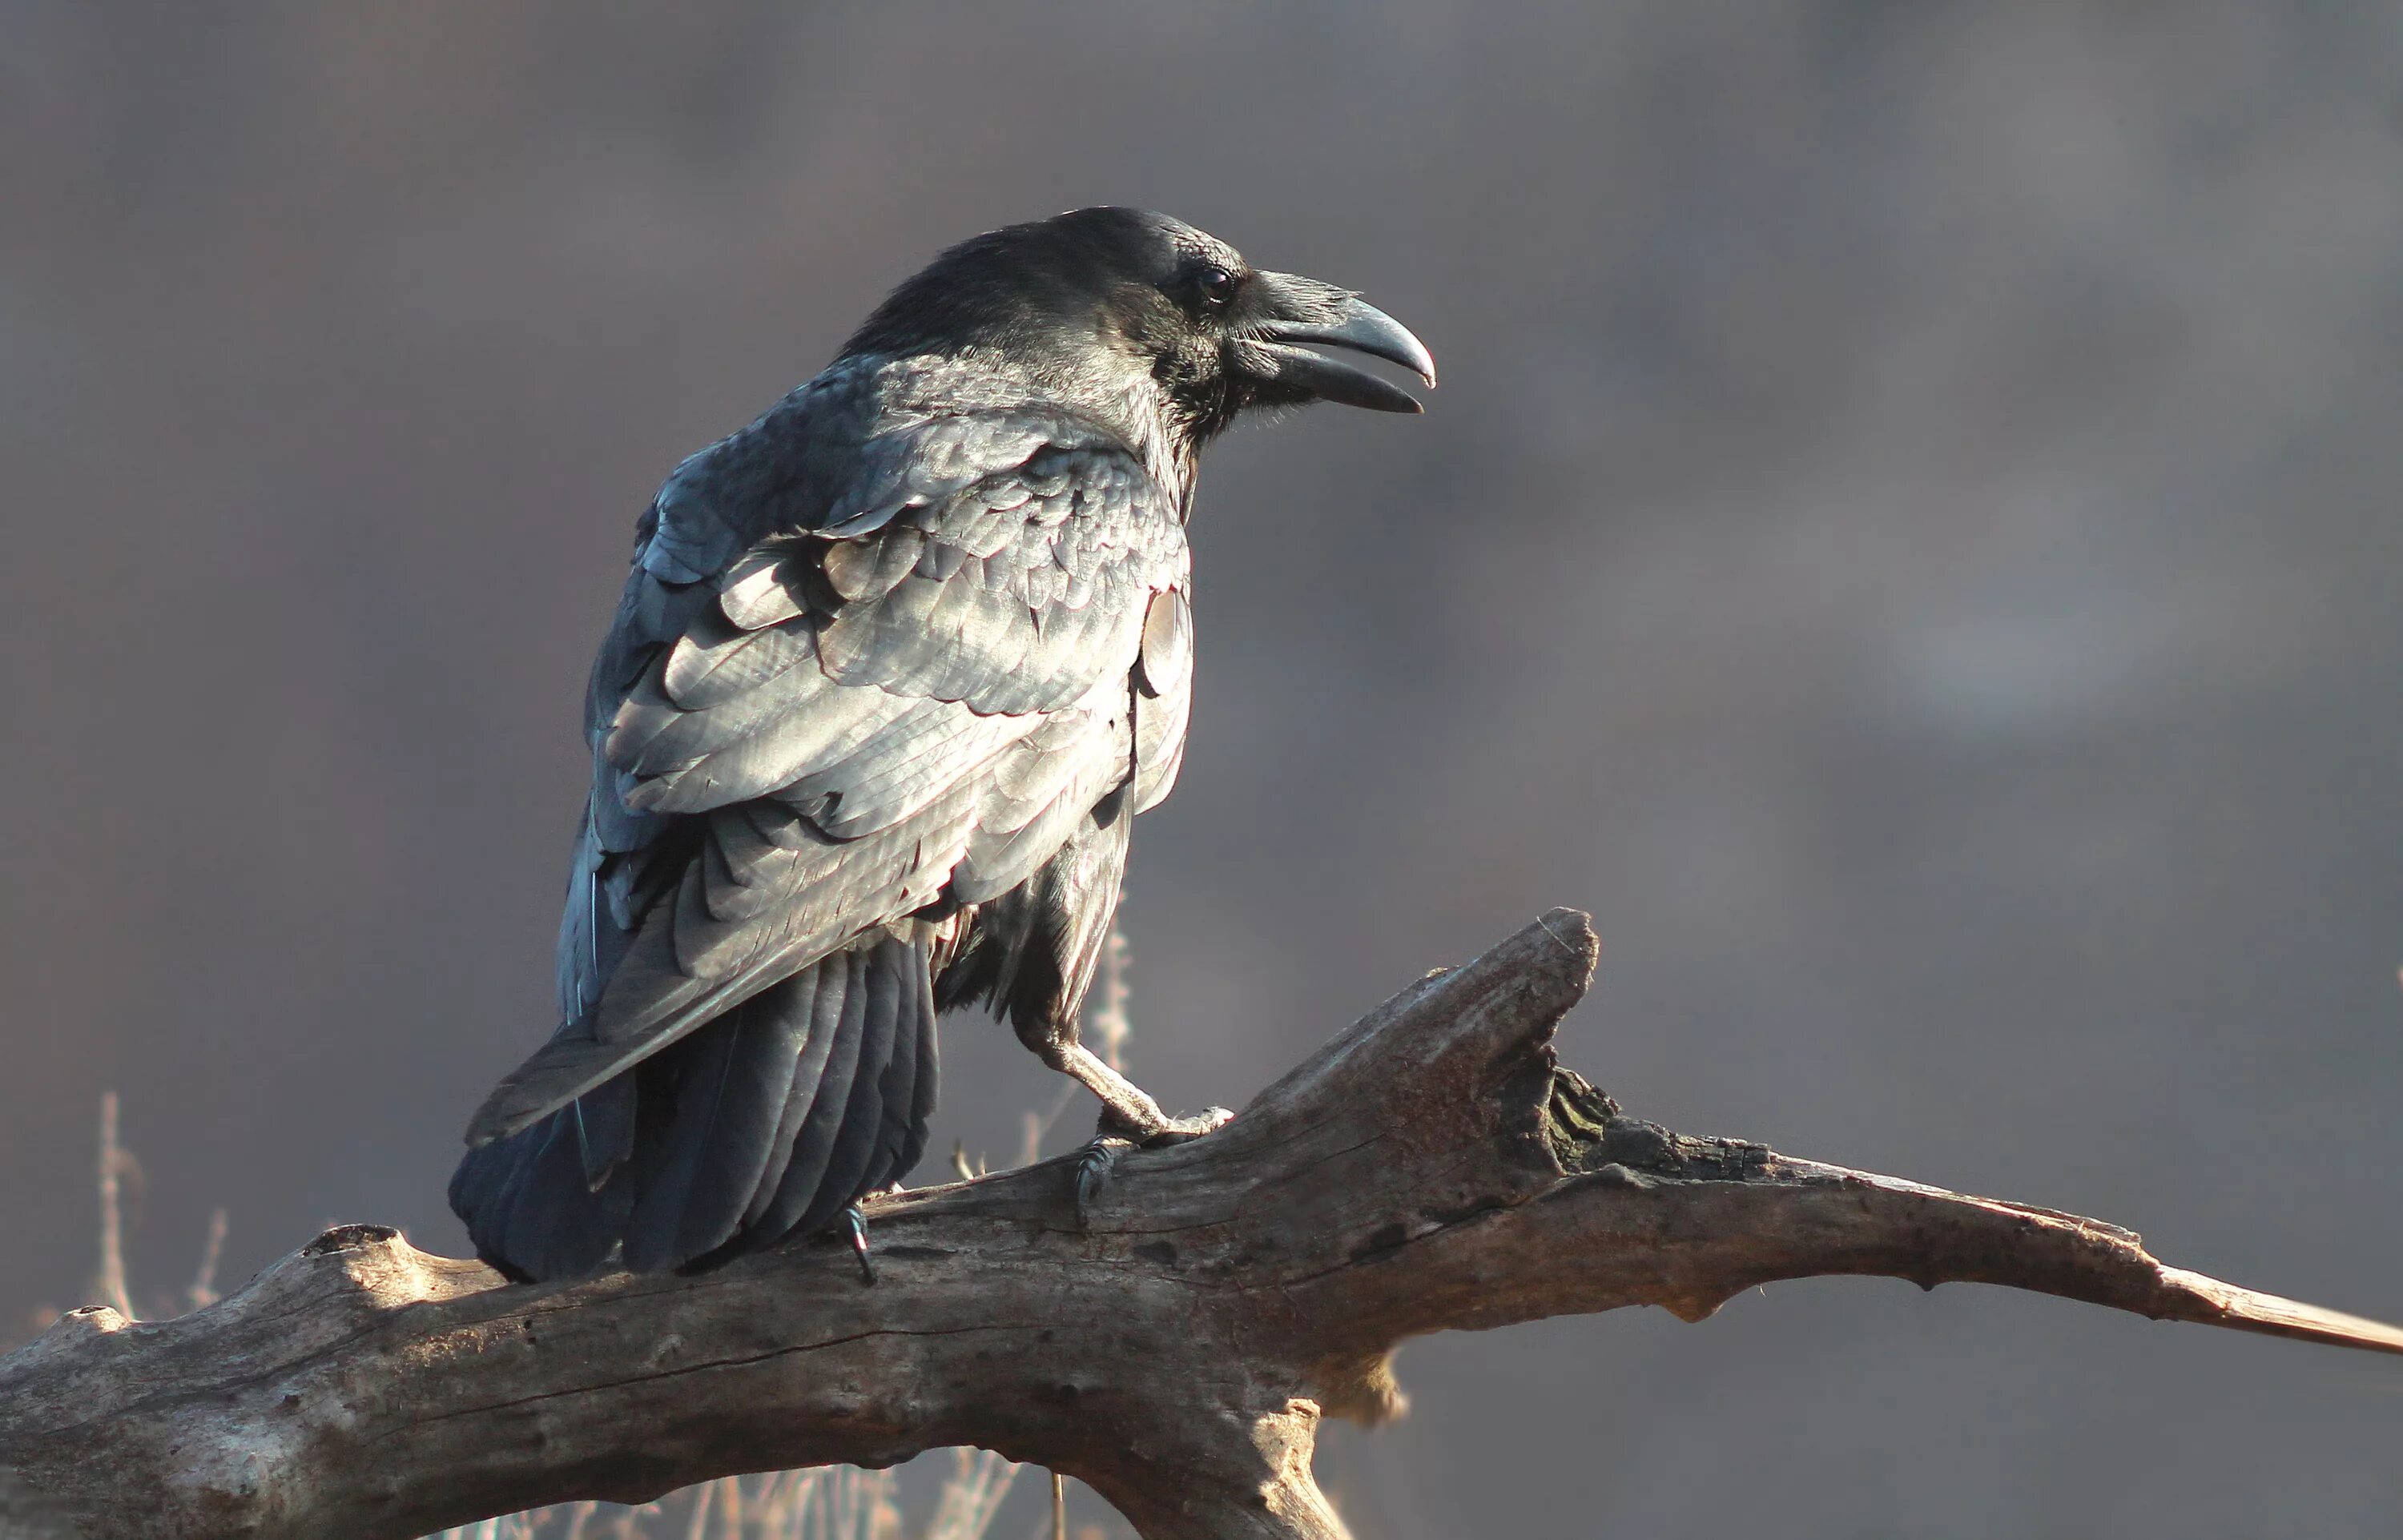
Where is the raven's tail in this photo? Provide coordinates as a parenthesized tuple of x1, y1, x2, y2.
(449, 931, 939, 1281)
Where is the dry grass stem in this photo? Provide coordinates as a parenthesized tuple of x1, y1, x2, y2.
(1089, 922, 1130, 1075)
(94, 1092, 133, 1321)
(187, 1207, 230, 1313)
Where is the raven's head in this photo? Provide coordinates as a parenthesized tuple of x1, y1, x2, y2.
(841, 207, 1434, 468)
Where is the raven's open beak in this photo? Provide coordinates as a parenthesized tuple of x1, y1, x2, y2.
(1236, 272, 1437, 414)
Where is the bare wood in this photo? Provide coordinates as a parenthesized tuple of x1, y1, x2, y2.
(2, 910, 2394, 1539)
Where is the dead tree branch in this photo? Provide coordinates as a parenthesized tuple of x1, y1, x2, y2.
(2, 910, 2396, 1540)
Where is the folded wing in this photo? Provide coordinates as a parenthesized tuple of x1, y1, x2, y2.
(468, 376, 1191, 1149)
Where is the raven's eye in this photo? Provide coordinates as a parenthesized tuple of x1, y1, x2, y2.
(1196, 265, 1238, 310)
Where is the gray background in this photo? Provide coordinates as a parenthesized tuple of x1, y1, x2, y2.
(6, 3, 2401, 1535)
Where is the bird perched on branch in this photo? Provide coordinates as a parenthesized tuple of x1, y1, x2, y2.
(450, 207, 1434, 1281)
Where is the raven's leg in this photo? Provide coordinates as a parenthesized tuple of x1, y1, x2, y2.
(1035, 1039, 1232, 1143)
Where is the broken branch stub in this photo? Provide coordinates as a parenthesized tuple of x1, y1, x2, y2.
(0, 909, 2393, 1540)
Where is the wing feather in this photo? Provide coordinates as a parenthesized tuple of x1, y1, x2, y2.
(662, 613, 816, 709)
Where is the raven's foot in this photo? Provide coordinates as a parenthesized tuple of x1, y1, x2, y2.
(1073, 1104, 1232, 1228)
(843, 1204, 876, 1285)
(1098, 1102, 1235, 1147)
(1040, 1041, 1235, 1146)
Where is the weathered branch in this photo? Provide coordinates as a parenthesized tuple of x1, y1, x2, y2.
(3, 910, 2395, 1539)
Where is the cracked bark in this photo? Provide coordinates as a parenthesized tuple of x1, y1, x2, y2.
(2, 909, 2396, 1539)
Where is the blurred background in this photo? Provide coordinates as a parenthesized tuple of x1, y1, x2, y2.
(6, 2, 2402, 1535)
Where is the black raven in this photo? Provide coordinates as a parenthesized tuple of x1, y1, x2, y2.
(450, 208, 1433, 1281)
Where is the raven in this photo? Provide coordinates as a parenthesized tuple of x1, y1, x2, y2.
(450, 208, 1434, 1281)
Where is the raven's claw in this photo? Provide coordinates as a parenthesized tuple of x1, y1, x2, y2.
(843, 1204, 876, 1285)
(1074, 1137, 1129, 1228)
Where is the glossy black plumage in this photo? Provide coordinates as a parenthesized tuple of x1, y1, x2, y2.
(451, 207, 1431, 1281)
